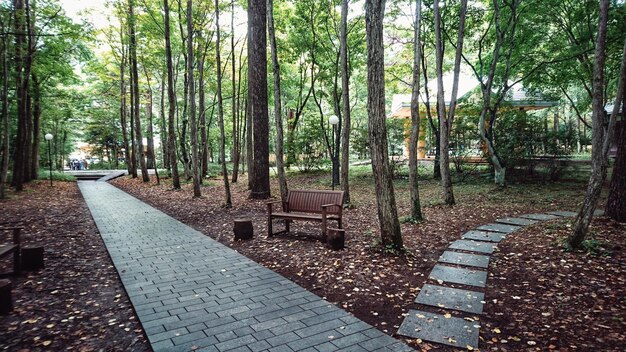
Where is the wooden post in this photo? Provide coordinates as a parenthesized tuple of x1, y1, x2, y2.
(21, 246, 44, 271)
(12, 228, 20, 274)
(0, 279, 12, 314)
(326, 228, 345, 250)
(234, 218, 253, 240)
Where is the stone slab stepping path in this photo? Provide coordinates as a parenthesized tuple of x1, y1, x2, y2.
(495, 217, 537, 226)
(79, 182, 413, 352)
(414, 284, 485, 314)
(546, 211, 577, 217)
(398, 209, 602, 350)
(462, 230, 506, 243)
(428, 265, 487, 287)
(438, 251, 490, 269)
(476, 223, 521, 234)
(448, 239, 497, 254)
(518, 213, 560, 221)
(398, 310, 480, 349)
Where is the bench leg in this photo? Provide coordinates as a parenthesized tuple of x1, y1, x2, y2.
(322, 216, 327, 240)
(268, 217, 273, 237)
(285, 220, 290, 234)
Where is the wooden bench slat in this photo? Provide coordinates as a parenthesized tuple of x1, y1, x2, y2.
(0, 244, 18, 258)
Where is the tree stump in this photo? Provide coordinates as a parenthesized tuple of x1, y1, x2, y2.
(326, 228, 345, 250)
(234, 219, 254, 240)
(0, 279, 12, 314)
(21, 246, 44, 271)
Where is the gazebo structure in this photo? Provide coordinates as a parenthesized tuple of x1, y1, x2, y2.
(389, 76, 559, 158)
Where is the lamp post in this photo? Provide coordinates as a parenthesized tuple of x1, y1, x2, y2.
(328, 115, 339, 190)
(44, 133, 53, 186)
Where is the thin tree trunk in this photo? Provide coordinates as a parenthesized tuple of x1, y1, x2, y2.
(160, 71, 170, 174)
(434, 0, 461, 206)
(164, 0, 180, 189)
(248, 0, 270, 199)
(30, 75, 41, 180)
(129, 0, 148, 182)
(231, 0, 241, 183)
(12, 0, 27, 191)
(143, 70, 156, 170)
(421, 49, 440, 179)
(215, 0, 232, 206)
(339, 0, 351, 205)
(199, 36, 209, 180)
(0, 14, 9, 199)
(409, 0, 423, 221)
(365, 0, 403, 249)
(606, 92, 626, 222)
(186, 0, 200, 196)
(268, 0, 288, 202)
(568, 0, 617, 249)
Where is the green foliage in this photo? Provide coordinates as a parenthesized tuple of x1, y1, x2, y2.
(37, 170, 76, 182)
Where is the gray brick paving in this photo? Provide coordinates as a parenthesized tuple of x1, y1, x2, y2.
(414, 284, 484, 314)
(78, 182, 411, 352)
(476, 223, 521, 234)
(438, 251, 490, 269)
(397, 310, 480, 349)
(428, 265, 487, 287)
(461, 230, 506, 243)
(448, 239, 497, 254)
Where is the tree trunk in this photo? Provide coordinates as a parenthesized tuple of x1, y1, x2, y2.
(198, 37, 209, 180)
(434, 0, 460, 206)
(128, 0, 148, 182)
(160, 71, 169, 174)
(569, 0, 617, 249)
(339, 0, 351, 205)
(11, 0, 28, 191)
(408, 0, 423, 221)
(606, 101, 626, 222)
(164, 0, 180, 189)
(268, 0, 288, 202)
(216, 0, 232, 206)
(420, 48, 440, 179)
(186, 0, 200, 197)
(365, 0, 403, 250)
(30, 75, 41, 180)
(230, 0, 239, 182)
(0, 14, 9, 199)
(144, 74, 156, 170)
(119, 34, 131, 176)
(248, 0, 270, 199)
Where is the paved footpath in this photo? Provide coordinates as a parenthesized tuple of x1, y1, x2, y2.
(79, 181, 413, 352)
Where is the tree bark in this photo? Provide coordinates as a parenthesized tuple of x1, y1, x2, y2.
(198, 36, 209, 180)
(365, 0, 403, 250)
(216, 0, 232, 206)
(339, 0, 351, 205)
(128, 0, 148, 182)
(160, 71, 169, 174)
(0, 13, 9, 199)
(30, 74, 41, 180)
(267, 0, 288, 202)
(11, 0, 28, 191)
(118, 23, 131, 176)
(606, 94, 626, 222)
(164, 0, 180, 189)
(248, 0, 270, 199)
(409, 0, 423, 221)
(433, 0, 457, 206)
(143, 72, 156, 170)
(186, 0, 200, 196)
(568, 0, 616, 249)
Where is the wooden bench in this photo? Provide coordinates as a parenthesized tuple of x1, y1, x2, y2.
(267, 189, 344, 238)
(0, 227, 21, 275)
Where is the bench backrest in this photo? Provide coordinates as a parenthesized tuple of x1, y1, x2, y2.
(287, 190, 344, 214)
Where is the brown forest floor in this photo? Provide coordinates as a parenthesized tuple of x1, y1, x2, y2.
(1, 166, 624, 351)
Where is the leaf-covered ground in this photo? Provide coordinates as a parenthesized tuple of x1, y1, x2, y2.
(0, 181, 149, 351)
(1, 167, 622, 351)
(108, 167, 624, 351)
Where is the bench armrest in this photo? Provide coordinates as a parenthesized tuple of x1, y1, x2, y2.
(0, 227, 22, 245)
(267, 200, 289, 214)
(321, 204, 342, 216)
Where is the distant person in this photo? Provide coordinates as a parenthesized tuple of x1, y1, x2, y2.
(79, 159, 84, 170)
(84, 159, 89, 170)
